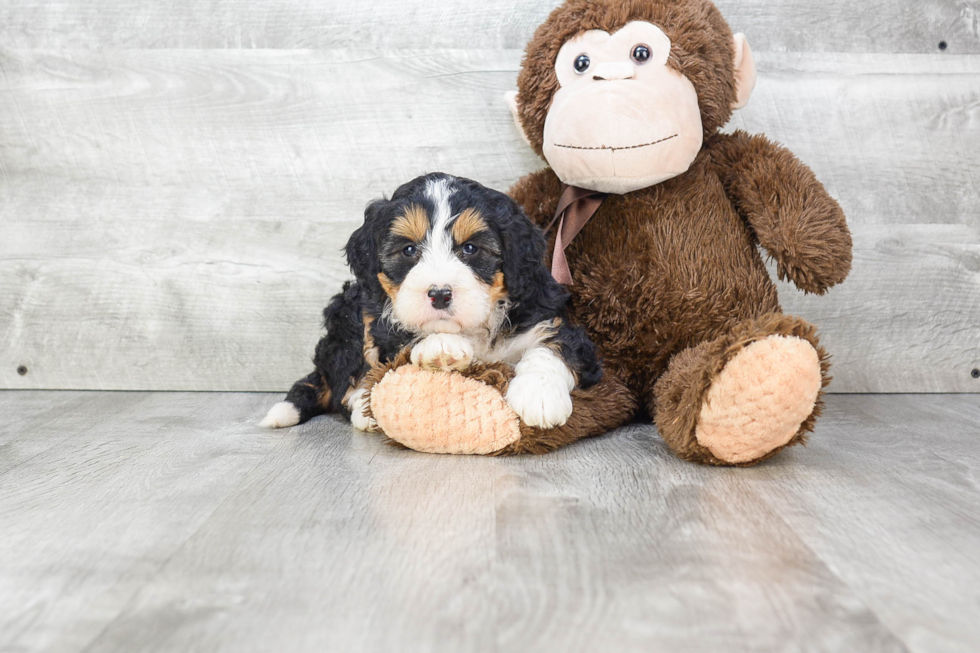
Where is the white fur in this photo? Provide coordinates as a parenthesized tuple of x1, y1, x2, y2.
(347, 388, 378, 432)
(259, 401, 300, 429)
(505, 347, 576, 428)
(426, 177, 455, 250)
(478, 321, 555, 366)
(410, 333, 474, 371)
(387, 178, 492, 334)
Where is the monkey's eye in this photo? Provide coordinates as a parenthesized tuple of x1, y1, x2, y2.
(402, 244, 418, 258)
(631, 44, 651, 64)
(573, 54, 591, 74)
(461, 243, 479, 256)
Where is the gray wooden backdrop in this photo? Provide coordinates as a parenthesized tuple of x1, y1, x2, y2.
(1, 0, 978, 393)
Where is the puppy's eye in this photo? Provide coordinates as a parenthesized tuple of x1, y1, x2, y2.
(574, 54, 591, 74)
(402, 244, 418, 258)
(461, 243, 479, 256)
(631, 44, 651, 64)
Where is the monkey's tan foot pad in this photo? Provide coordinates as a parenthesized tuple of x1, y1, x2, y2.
(696, 335, 822, 465)
(368, 365, 521, 455)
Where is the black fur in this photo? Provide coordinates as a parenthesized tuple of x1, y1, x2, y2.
(345, 200, 387, 297)
(283, 370, 326, 424)
(274, 173, 602, 427)
(554, 321, 603, 388)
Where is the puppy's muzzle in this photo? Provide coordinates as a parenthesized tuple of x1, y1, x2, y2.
(427, 286, 453, 310)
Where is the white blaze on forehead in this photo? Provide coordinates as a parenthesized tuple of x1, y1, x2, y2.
(425, 176, 455, 253)
(419, 176, 460, 276)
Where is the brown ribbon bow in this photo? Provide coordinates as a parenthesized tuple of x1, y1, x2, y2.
(545, 184, 607, 285)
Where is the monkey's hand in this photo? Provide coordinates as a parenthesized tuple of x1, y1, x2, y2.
(710, 130, 853, 295)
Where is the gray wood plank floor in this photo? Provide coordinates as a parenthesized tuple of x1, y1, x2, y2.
(1, 392, 978, 653)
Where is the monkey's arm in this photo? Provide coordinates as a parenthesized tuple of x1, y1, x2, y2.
(508, 168, 563, 230)
(709, 130, 853, 295)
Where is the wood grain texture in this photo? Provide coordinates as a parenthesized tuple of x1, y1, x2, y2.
(1, 49, 977, 392)
(1, 391, 979, 651)
(0, 392, 283, 652)
(0, 0, 977, 53)
(755, 394, 980, 653)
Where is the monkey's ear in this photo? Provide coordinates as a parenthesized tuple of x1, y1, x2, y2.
(504, 91, 533, 148)
(732, 34, 757, 110)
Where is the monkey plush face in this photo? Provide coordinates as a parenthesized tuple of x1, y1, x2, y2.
(543, 21, 704, 194)
(508, 0, 757, 195)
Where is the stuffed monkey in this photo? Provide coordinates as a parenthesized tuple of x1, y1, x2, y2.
(503, 0, 852, 464)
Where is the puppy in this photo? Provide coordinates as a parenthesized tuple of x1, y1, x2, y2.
(261, 173, 601, 432)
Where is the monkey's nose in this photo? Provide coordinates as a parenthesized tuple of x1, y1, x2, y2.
(427, 287, 453, 310)
(591, 61, 635, 81)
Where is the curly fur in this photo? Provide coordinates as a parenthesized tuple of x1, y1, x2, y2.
(270, 173, 603, 431)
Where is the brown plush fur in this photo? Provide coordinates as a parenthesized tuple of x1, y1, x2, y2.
(361, 350, 637, 455)
(507, 0, 852, 465)
(709, 131, 852, 293)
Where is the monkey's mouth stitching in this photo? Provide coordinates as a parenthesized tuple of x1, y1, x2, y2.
(554, 134, 679, 152)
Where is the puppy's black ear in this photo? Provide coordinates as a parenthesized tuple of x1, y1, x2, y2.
(345, 198, 387, 291)
(499, 197, 567, 311)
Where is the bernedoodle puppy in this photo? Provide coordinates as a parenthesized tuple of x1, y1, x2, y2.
(261, 172, 602, 433)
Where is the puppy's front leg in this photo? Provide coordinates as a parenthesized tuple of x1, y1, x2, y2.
(505, 347, 574, 428)
(410, 333, 474, 371)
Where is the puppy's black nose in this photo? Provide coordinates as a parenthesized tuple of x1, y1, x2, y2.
(427, 287, 453, 310)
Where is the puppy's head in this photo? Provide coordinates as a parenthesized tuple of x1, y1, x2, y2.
(346, 173, 547, 335)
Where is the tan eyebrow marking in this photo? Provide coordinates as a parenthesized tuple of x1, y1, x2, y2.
(390, 204, 429, 242)
(452, 208, 488, 244)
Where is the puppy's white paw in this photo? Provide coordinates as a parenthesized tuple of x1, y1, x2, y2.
(347, 388, 379, 432)
(410, 333, 474, 371)
(259, 401, 300, 429)
(506, 346, 576, 428)
(506, 374, 574, 428)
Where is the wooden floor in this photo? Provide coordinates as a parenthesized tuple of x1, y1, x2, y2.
(1, 392, 978, 653)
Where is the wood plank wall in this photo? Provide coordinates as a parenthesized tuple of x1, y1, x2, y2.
(1, 0, 978, 392)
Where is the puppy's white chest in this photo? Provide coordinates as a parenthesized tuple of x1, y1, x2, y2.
(471, 330, 544, 366)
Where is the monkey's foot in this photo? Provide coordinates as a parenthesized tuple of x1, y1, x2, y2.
(695, 335, 822, 464)
(653, 314, 830, 466)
